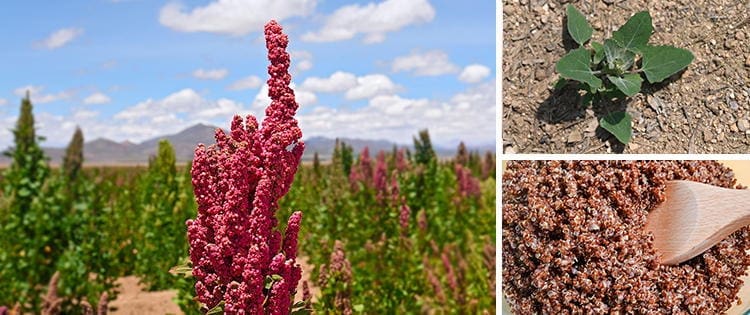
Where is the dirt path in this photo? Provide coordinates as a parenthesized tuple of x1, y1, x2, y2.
(109, 276, 181, 315)
(108, 257, 318, 314)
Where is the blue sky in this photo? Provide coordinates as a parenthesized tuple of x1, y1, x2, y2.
(0, 0, 495, 149)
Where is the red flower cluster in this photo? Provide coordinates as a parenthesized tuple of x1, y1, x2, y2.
(455, 164, 481, 198)
(186, 20, 304, 314)
(348, 147, 372, 191)
(373, 151, 388, 203)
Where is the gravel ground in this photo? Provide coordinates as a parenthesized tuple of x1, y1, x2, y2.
(502, 0, 750, 153)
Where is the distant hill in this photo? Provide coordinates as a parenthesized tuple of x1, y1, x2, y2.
(0, 124, 495, 166)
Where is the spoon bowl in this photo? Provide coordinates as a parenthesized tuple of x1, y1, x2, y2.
(644, 180, 750, 265)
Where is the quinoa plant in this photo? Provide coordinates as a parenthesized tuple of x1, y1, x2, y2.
(62, 126, 84, 183)
(316, 241, 354, 314)
(134, 140, 195, 291)
(556, 5, 694, 144)
(331, 139, 354, 176)
(0, 93, 60, 312)
(184, 20, 305, 314)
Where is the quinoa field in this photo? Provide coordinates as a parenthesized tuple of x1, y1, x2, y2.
(0, 21, 495, 314)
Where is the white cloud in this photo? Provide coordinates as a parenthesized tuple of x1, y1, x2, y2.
(301, 72, 398, 100)
(302, 0, 435, 43)
(37, 28, 83, 49)
(292, 50, 313, 73)
(192, 98, 244, 120)
(115, 88, 244, 121)
(227, 75, 263, 91)
(295, 85, 317, 106)
(345, 74, 398, 100)
(297, 60, 313, 72)
(297, 80, 496, 146)
(83, 92, 111, 105)
(458, 64, 491, 83)
(0, 99, 7, 106)
(391, 50, 459, 76)
(159, 0, 316, 36)
(13, 85, 74, 104)
(0, 115, 15, 149)
(193, 68, 229, 80)
(250, 82, 316, 114)
(73, 109, 99, 120)
(301, 71, 357, 93)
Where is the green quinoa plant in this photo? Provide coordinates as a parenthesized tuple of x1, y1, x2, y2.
(555, 4, 694, 144)
(134, 140, 195, 290)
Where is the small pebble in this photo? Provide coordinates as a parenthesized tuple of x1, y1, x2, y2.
(535, 69, 547, 81)
(567, 131, 583, 143)
(737, 119, 750, 132)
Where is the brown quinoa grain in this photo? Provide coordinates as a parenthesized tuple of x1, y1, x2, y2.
(502, 161, 750, 314)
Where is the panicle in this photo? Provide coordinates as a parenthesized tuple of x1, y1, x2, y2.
(318, 241, 353, 315)
(186, 19, 305, 314)
(399, 202, 411, 234)
(374, 151, 388, 203)
(455, 164, 481, 198)
(417, 208, 428, 233)
(395, 148, 409, 173)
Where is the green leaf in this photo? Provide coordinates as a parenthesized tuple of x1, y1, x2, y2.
(553, 77, 567, 90)
(612, 11, 653, 52)
(604, 39, 635, 70)
(353, 304, 365, 312)
(581, 93, 594, 107)
(566, 4, 593, 46)
(168, 263, 193, 278)
(17, 188, 30, 197)
(591, 41, 605, 65)
(206, 301, 224, 315)
(607, 73, 643, 97)
(556, 48, 602, 90)
(599, 112, 632, 144)
(640, 45, 694, 83)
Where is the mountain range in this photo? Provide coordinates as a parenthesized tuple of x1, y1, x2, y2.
(0, 123, 494, 166)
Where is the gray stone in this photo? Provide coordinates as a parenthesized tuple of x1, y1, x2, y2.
(738, 119, 750, 132)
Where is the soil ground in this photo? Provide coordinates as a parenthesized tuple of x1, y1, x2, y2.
(107, 257, 318, 314)
(502, 0, 750, 153)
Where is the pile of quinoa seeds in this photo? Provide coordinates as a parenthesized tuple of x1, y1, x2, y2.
(502, 161, 750, 313)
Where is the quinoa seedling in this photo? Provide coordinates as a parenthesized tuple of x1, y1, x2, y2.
(555, 5, 694, 144)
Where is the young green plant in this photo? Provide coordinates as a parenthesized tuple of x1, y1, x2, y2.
(555, 5, 694, 144)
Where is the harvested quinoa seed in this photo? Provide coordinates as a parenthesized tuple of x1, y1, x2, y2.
(502, 161, 750, 313)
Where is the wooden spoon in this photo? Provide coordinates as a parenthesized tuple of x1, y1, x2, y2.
(644, 180, 750, 265)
